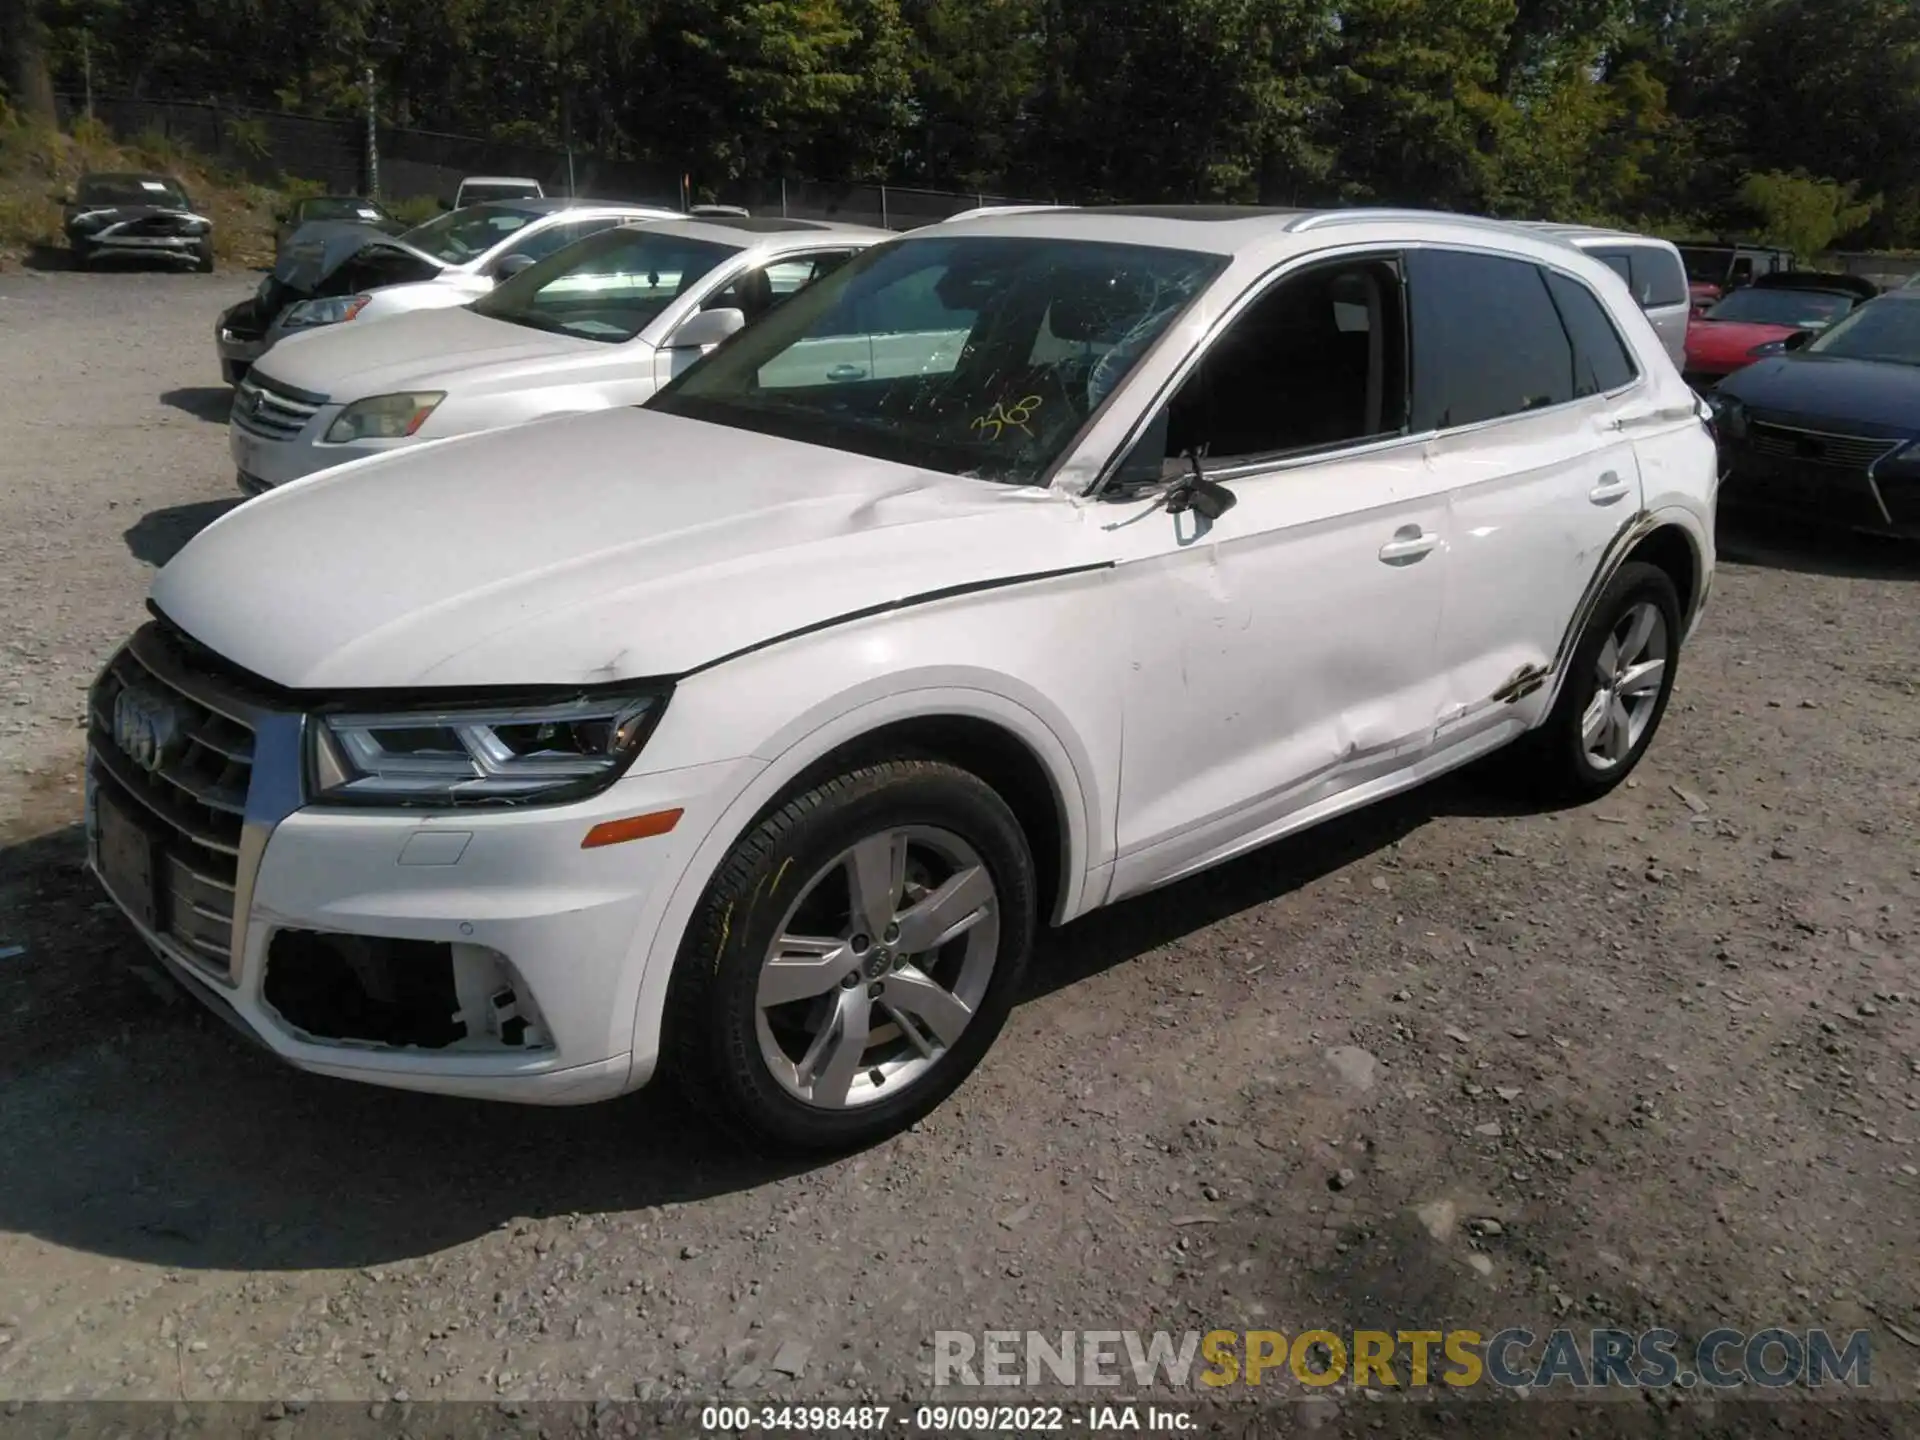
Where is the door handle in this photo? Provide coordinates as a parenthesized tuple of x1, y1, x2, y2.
(1378, 526, 1440, 564)
(1589, 471, 1633, 505)
(827, 364, 867, 382)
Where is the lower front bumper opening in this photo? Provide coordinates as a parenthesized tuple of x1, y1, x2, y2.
(261, 929, 555, 1056)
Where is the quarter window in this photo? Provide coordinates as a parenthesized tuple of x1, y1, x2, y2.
(1408, 249, 1574, 430)
(1543, 271, 1638, 395)
(1161, 257, 1409, 464)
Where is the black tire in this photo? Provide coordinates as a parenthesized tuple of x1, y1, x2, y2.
(1505, 560, 1682, 804)
(71, 241, 93, 270)
(665, 757, 1036, 1154)
(194, 244, 216, 274)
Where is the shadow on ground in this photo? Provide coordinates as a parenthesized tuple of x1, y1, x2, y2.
(160, 386, 234, 424)
(122, 498, 239, 566)
(1717, 511, 1920, 582)
(0, 765, 1537, 1274)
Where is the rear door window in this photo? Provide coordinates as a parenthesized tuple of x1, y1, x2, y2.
(1407, 249, 1575, 430)
(1543, 271, 1638, 396)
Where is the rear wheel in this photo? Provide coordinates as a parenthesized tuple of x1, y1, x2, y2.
(665, 758, 1035, 1153)
(71, 241, 94, 270)
(1504, 560, 1681, 803)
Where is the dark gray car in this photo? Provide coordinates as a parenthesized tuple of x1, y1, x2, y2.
(62, 172, 214, 271)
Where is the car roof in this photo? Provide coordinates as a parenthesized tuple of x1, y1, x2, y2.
(1513, 221, 1676, 250)
(1750, 270, 1879, 300)
(460, 176, 541, 186)
(619, 216, 894, 250)
(922, 204, 1618, 266)
(500, 198, 683, 219)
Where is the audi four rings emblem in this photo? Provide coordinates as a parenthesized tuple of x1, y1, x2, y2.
(112, 687, 184, 774)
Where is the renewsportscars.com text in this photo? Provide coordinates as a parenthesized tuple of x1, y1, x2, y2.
(932, 1328, 1873, 1391)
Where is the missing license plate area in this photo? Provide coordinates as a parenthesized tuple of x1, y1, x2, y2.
(95, 788, 161, 931)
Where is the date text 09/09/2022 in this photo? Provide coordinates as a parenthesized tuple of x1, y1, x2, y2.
(699, 1405, 1194, 1432)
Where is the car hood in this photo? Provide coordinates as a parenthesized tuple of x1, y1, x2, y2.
(271, 221, 446, 296)
(255, 306, 604, 399)
(153, 408, 1083, 690)
(1718, 353, 1920, 434)
(1686, 317, 1798, 358)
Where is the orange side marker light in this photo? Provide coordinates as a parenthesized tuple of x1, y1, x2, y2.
(581, 808, 684, 849)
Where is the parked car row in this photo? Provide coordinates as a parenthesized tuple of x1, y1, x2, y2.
(229, 215, 887, 490)
(215, 197, 685, 384)
(87, 202, 1723, 1152)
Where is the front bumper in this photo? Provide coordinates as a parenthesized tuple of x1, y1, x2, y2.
(216, 303, 267, 385)
(1720, 445, 1920, 541)
(84, 232, 203, 260)
(229, 400, 411, 490)
(85, 624, 757, 1102)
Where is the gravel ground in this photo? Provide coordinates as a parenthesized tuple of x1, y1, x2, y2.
(0, 270, 1917, 1429)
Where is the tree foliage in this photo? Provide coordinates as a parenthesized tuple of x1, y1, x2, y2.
(4, 0, 1919, 249)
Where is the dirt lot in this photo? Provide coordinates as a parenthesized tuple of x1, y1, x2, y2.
(0, 268, 1916, 1430)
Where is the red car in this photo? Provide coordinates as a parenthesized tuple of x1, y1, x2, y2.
(1683, 272, 1878, 387)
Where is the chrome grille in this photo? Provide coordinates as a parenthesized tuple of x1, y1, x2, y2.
(1746, 422, 1900, 473)
(233, 374, 324, 441)
(88, 634, 256, 974)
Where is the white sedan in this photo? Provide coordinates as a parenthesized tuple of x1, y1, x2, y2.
(229, 217, 891, 491)
(94, 206, 1715, 1153)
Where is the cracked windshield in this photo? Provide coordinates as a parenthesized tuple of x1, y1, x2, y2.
(653, 236, 1224, 483)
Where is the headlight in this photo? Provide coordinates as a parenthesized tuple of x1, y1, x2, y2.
(179, 217, 211, 235)
(324, 391, 446, 443)
(1706, 392, 1749, 442)
(309, 690, 670, 806)
(283, 294, 372, 329)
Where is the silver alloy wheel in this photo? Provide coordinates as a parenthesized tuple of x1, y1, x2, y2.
(754, 825, 1000, 1110)
(1580, 600, 1669, 772)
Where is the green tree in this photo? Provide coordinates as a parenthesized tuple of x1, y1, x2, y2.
(1736, 170, 1881, 259)
(4, 0, 63, 120)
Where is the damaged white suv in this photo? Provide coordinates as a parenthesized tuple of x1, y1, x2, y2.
(88, 206, 1715, 1152)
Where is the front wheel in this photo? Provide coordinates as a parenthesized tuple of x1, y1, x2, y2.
(665, 758, 1036, 1153)
(1505, 560, 1682, 803)
(194, 243, 216, 274)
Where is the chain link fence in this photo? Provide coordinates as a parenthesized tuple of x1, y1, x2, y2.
(53, 94, 1047, 229)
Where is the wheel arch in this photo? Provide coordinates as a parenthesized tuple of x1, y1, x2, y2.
(1625, 521, 1702, 627)
(621, 684, 1102, 1091)
(1537, 509, 1707, 718)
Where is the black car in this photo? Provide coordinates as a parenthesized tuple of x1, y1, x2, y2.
(273, 194, 405, 257)
(1712, 289, 1920, 540)
(62, 171, 214, 271)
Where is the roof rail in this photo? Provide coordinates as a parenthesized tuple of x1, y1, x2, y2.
(1286, 208, 1578, 247)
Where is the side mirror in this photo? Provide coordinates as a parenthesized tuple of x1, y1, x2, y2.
(667, 306, 746, 351)
(1783, 328, 1816, 352)
(494, 253, 537, 279)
